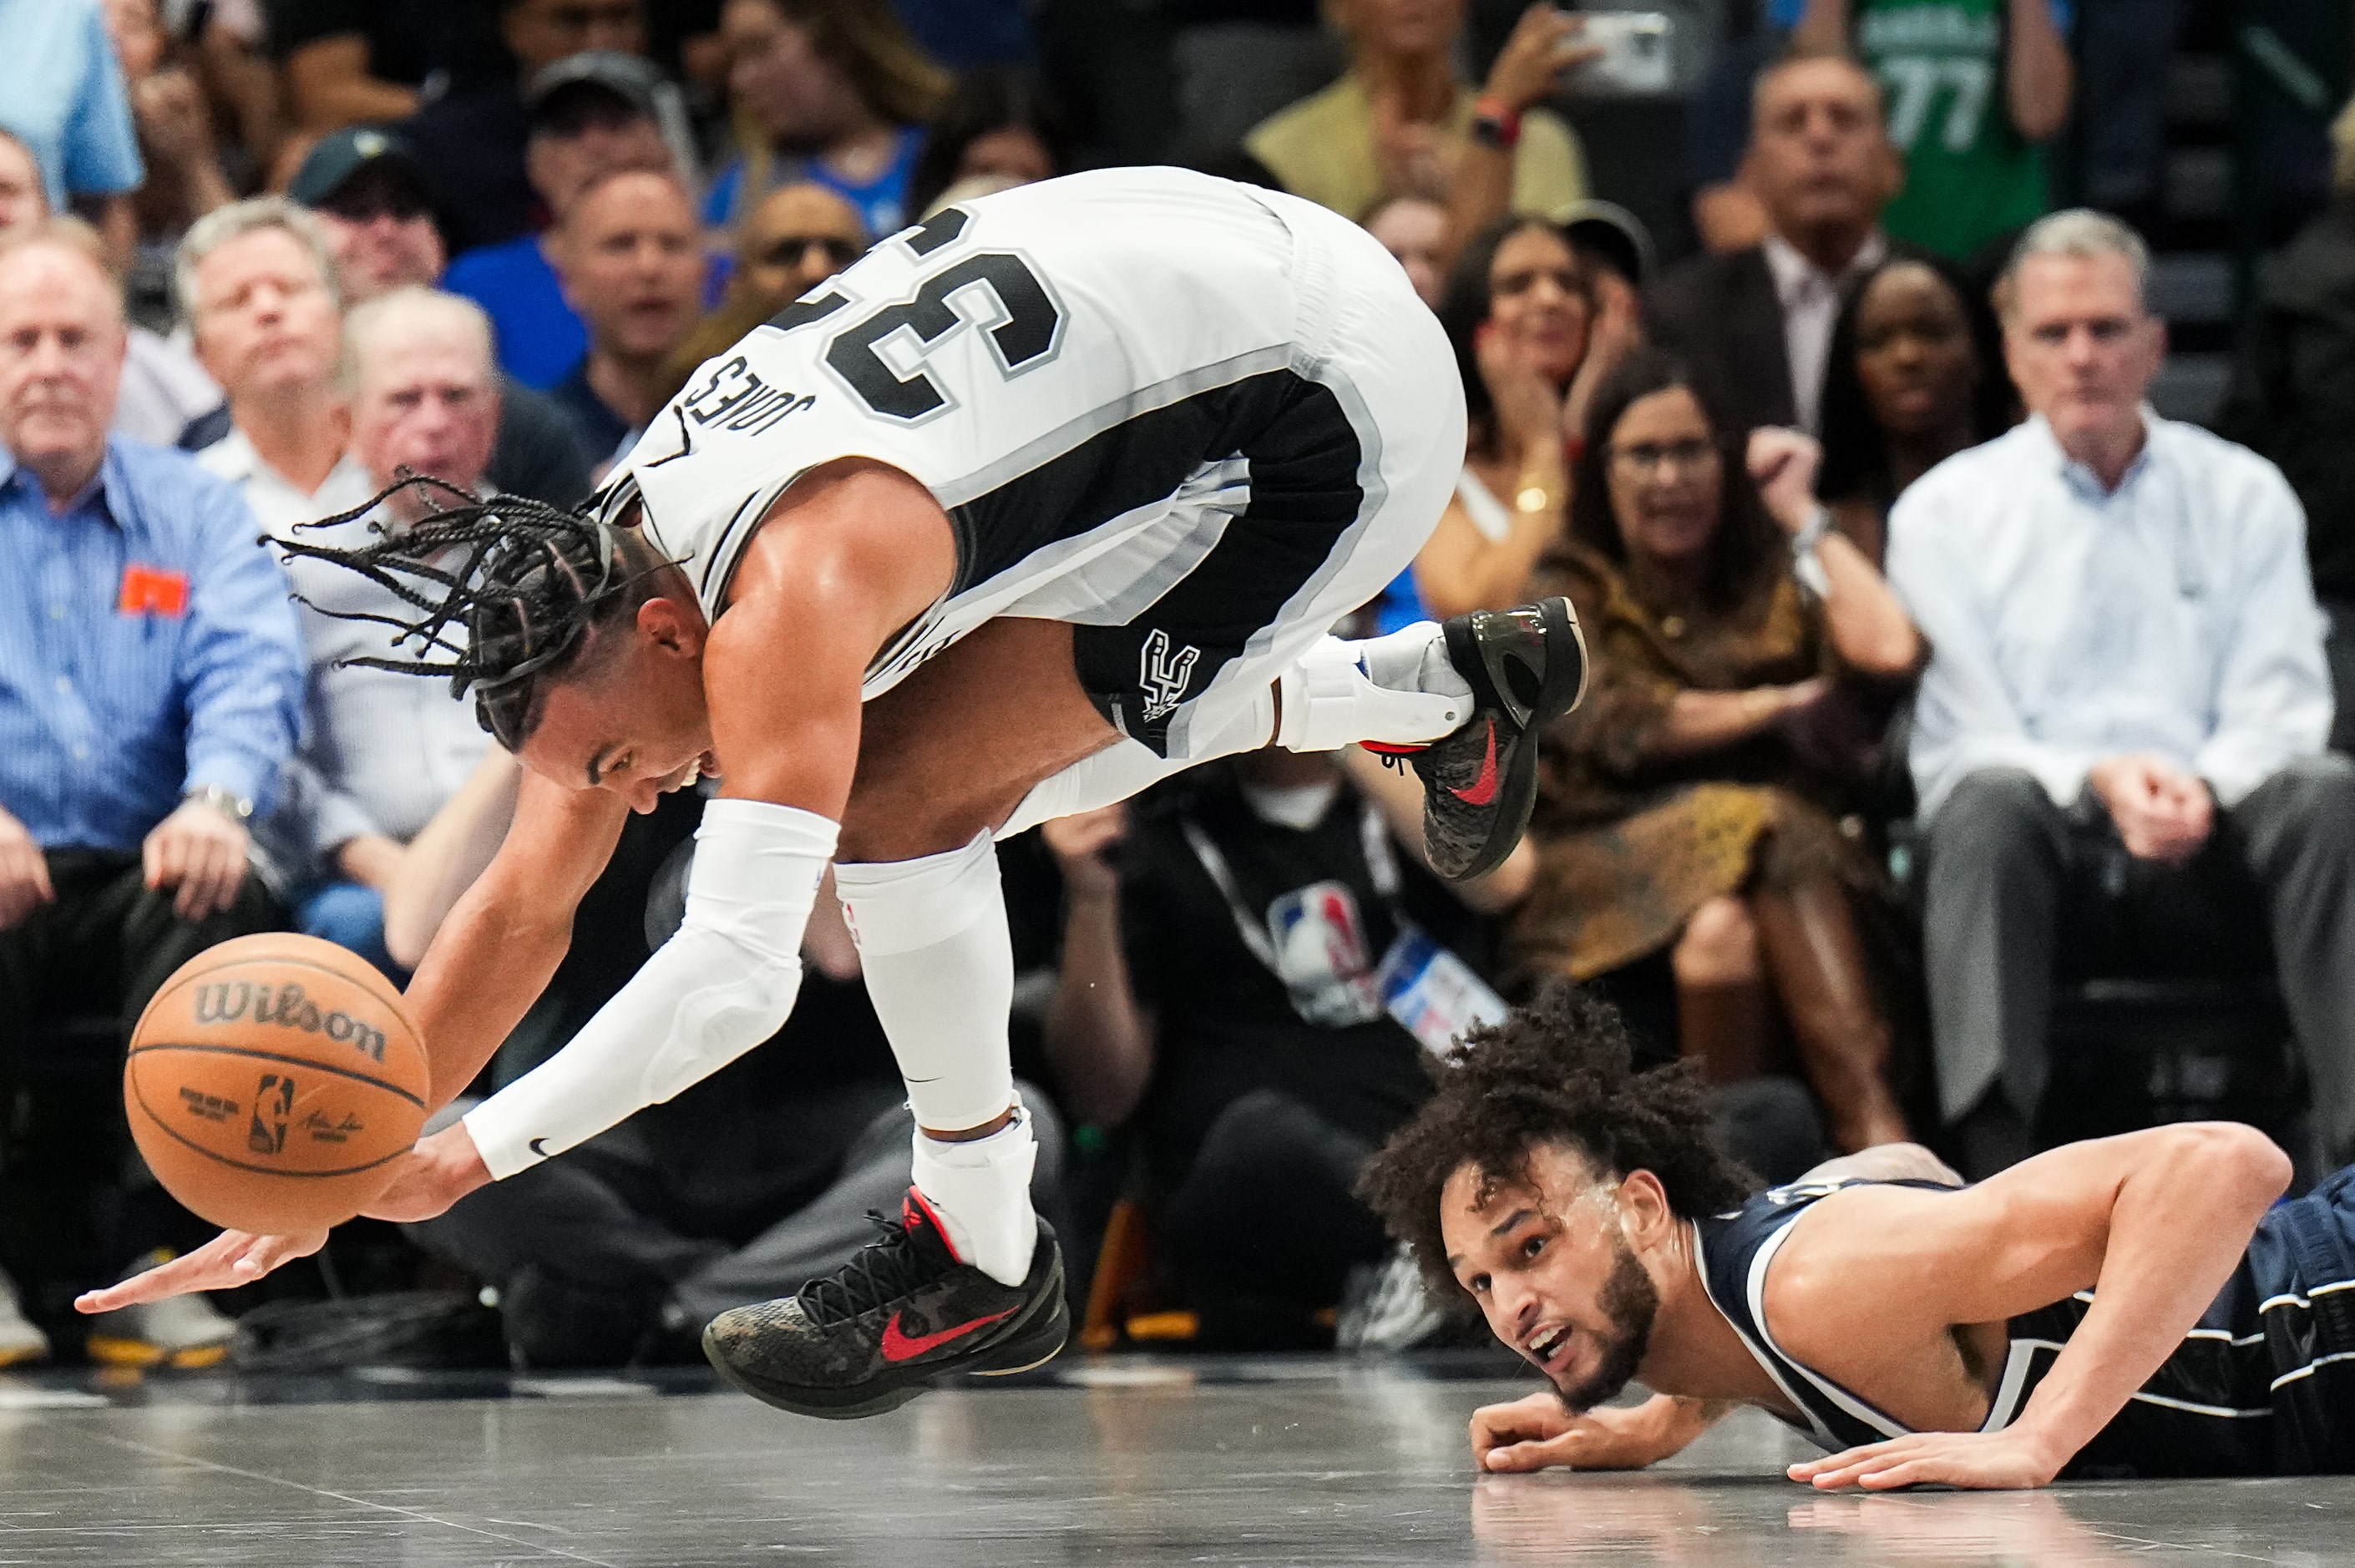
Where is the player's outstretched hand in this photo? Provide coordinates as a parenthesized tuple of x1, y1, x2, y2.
(1472, 1390, 1674, 1473)
(72, 1227, 327, 1313)
(1789, 1427, 2065, 1491)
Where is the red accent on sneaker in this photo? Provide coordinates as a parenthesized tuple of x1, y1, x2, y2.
(1359, 740, 1430, 756)
(880, 1306, 1018, 1363)
(1450, 721, 1500, 807)
(902, 1189, 966, 1262)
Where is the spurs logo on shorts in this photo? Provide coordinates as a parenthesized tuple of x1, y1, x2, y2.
(1137, 630, 1201, 723)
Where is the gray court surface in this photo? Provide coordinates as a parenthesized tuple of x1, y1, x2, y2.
(3, 1356, 2350, 1564)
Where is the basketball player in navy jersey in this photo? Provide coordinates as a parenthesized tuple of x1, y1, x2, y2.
(1364, 987, 2354, 1488)
(80, 169, 1589, 1419)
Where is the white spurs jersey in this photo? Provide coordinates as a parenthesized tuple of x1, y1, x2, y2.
(605, 167, 1346, 700)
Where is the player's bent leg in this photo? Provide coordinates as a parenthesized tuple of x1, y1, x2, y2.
(704, 622, 1098, 1419)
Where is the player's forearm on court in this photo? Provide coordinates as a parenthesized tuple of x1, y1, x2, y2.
(1043, 893, 1153, 1127)
(2010, 1126, 2289, 1466)
(1656, 1397, 1735, 1458)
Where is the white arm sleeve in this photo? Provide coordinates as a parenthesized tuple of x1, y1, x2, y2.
(463, 798, 838, 1180)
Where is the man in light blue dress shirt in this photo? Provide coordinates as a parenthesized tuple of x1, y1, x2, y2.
(0, 221, 304, 1367)
(1889, 210, 2355, 1177)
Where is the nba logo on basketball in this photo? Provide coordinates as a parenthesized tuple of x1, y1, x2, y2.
(247, 1073, 296, 1156)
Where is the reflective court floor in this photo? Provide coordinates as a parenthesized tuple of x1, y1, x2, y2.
(3, 1356, 2352, 1565)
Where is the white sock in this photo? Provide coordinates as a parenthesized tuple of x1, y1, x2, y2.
(911, 1105, 1039, 1286)
(1275, 626, 1471, 753)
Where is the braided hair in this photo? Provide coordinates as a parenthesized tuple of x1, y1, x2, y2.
(276, 475, 676, 749)
(1358, 983, 1759, 1300)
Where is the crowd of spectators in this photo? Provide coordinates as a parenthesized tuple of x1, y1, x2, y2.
(2, 0, 2352, 1376)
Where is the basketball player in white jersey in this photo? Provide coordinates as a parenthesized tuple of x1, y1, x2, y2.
(82, 169, 1590, 1418)
(1367, 988, 2355, 1488)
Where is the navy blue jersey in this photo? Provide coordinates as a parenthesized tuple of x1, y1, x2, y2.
(1694, 1167, 2355, 1477)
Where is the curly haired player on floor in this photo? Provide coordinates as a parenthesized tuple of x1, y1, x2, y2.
(78, 169, 1590, 1419)
(1361, 987, 2355, 1488)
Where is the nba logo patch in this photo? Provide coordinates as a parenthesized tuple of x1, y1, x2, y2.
(1266, 881, 1383, 1027)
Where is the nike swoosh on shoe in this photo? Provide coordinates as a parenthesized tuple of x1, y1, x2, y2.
(879, 1307, 1016, 1363)
(1449, 721, 1500, 807)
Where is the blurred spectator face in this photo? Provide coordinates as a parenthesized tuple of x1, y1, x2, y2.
(0, 137, 48, 232)
(1486, 223, 1592, 384)
(1602, 384, 1724, 566)
(190, 225, 343, 405)
(1749, 58, 1897, 247)
(1330, 0, 1466, 58)
(312, 165, 447, 301)
(351, 312, 500, 503)
(560, 172, 703, 362)
(955, 126, 1055, 191)
(725, 0, 866, 146)
(1365, 195, 1446, 309)
(0, 243, 129, 489)
(102, 0, 165, 83)
(1851, 261, 1978, 442)
(504, 0, 646, 78)
(2002, 251, 2164, 452)
(737, 182, 867, 301)
(527, 96, 672, 217)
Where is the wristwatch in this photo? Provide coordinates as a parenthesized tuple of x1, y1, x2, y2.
(1470, 94, 1522, 151)
(1791, 503, 1834, 554)
(184, 783, 254, 823)
(1790, 504, 1834, 596)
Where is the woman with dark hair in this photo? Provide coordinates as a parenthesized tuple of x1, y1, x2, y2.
(1815, 255, 2012, 564)
(1512, 348, 1924, 1153)
(707, 0, 950, 239)
(904, 67, 1070, 222)
(1405, 215, 1638, 625)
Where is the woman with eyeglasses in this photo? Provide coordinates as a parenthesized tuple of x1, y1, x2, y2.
(1509, 348, 1924, 1156)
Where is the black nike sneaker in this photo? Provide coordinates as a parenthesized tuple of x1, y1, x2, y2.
(1370, 597, 1589, 883)
(701, 1189, 1069, 1420)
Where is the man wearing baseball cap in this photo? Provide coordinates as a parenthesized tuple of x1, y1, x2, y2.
(440, 53, 680, 392)
(191, 128, 595, 512)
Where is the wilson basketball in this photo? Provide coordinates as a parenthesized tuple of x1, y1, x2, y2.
(124, 933, 430, 1235)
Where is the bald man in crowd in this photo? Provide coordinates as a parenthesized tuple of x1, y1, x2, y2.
(0, 219, 303, 1368)
(262, 288, 504, 976)
(546, 168, 704, 467)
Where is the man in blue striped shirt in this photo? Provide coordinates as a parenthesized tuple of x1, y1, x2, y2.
(0, 219, 304, 1368)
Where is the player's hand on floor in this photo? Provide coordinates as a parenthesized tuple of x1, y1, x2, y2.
(1471, 1390, 1671, 1473)
(72, 1227, 327, 1313)
(1789, 1427, 2065, 1491)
